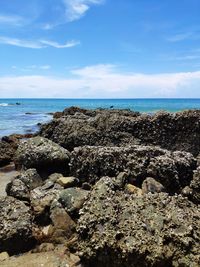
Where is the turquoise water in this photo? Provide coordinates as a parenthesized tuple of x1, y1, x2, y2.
(0, 98, 200, 137)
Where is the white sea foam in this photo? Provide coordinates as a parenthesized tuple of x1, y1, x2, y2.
(0, 103, 9, 106)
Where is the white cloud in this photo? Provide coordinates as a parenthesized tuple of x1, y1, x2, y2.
(63, 0, 104, 22)
(0, 36, 80, 49)
(1, 64, 200, 98)
(40, 39, 80, 48)
(0, 14, 25, 26)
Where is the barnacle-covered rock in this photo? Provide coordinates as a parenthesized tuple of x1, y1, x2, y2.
(76, 177, 200, 267)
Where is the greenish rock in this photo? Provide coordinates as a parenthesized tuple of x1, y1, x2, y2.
(58, 188, 89, 216)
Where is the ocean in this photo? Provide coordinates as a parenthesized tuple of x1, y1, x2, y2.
(0, 98, 200, 137)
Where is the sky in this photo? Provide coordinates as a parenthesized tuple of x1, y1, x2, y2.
(0, 0, 200, 98)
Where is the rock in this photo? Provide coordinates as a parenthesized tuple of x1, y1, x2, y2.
(40, 107, 140, 151)
(57, 176, 79, 188)
(14, 137, 71, 177)
(70, 145, 196, 193)
(6, 179, 29, 201)
(0, 141, 15, 167)
(114, 172, 128, 189)
(0, 196, 35, 255)
(40, 108, 200, 156)
(142, 177, 165, 194)
(183, 167, 200, 204)
(125, 184, 143, 196)
(49, 200, 76, 243)
(48, 173, 63, 182)
(0, 252, 9, 262)
(189, 167, 200, 203)
(0, 251, 83, 267)
(30, 182, 62, 219)
(82, 182, 92, 191)
(58, 188, 89, 216)
(6, 169, 43, 201)
(76, 177, 200, 267)
(33, 243, 55, 253)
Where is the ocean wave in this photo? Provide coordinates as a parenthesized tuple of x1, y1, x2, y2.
(0, 103, 9, 106)
(0, 102, 21, 107)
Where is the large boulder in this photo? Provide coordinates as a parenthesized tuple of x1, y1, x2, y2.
(76, 177, 200, 267)
(14, 137, 71, 177)
(70, 145, 196, 193)
(40, 108, 200, 156)
(0, 196, 35, 255)
(6, 169, 43, 201)
(39, 108, 140, 151)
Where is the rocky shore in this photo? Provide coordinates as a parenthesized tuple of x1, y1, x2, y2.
(0, 106, 199, 267)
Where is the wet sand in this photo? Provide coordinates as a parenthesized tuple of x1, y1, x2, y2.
(0, 163, 19, 197)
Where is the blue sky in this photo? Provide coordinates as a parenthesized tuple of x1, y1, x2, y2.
(0, 0, 200, 98)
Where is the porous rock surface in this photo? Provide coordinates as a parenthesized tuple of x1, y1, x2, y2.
(0, 141, 15, 167)
(40, 107, 200, 156)
(70, 145, 196, 193)
(76, 177, 200, 267)
(14, 137, 71, 176)
(6, 168, 43, 201)
(0, 196, 35, 255)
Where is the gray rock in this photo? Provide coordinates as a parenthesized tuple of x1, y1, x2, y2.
(6, 169, 43, 201)
(30, 182, 62, 219)
(183, 167, 200, 204)
(0, 141, 15, 167)
(14, 137, 71, 177)
(70, 145, 196, 193)
(0, 196, 35, 255)
(58, 188, 89, 216)
(76, 177, 200, 267)
(142, 177, 165, 194)
(40, 108, 200, 156)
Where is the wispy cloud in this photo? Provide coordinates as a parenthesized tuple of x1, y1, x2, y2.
(166, 31, 200, 42)
(63, 0, 104, 22)
(0, 14, 25, 26)
(0, 36, 80, 49)
(1, 64, 200, 98)
(12, 65, 51, 71)
(40, 39, 80, 48)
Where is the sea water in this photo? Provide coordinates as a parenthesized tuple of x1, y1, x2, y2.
(0, 98, 200, 137)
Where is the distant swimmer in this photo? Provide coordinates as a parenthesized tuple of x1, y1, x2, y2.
(16, 102, 21, 105)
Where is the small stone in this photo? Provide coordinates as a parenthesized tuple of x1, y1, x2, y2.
(41, 225, 53, 237)
(0, 252, 9, 262)
(69, 253, 81, 266)
(125, 184, 143, 196)
(57, 177, 79, 188)
(114, 172, 128, 189)
(49, 173, 63, 182)
(142, 177, 165, 194)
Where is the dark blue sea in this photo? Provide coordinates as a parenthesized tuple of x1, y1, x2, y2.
(0, 98, 200, 137)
